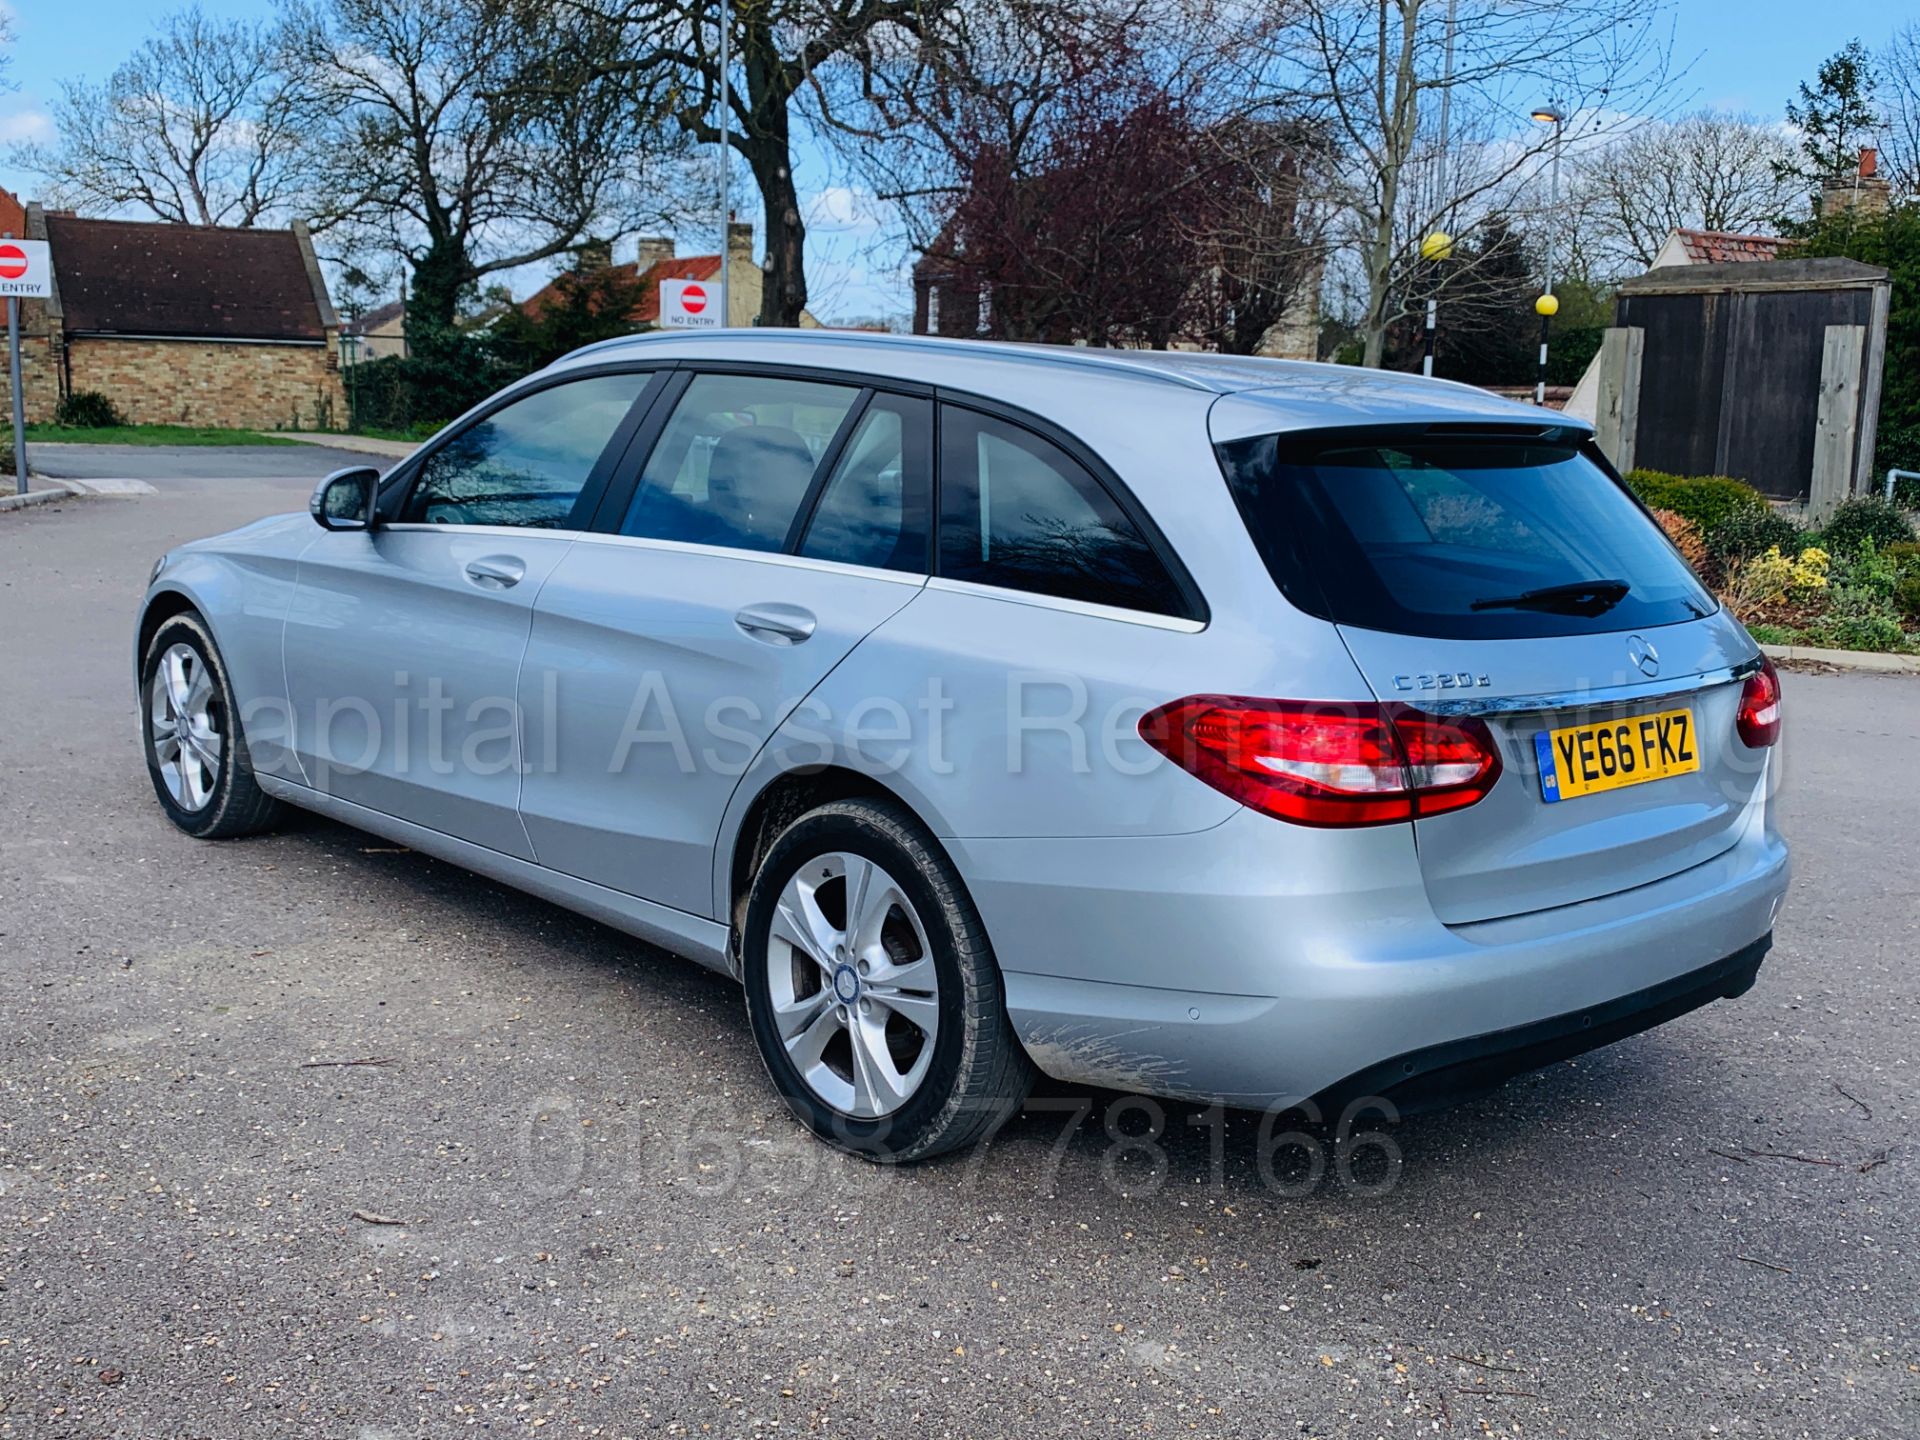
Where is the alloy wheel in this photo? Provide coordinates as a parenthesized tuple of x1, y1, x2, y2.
(765, 851, 940, 1118)
(149, 642, 224, 812)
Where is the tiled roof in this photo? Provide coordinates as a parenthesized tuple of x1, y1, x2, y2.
(1673, 229, 1782, 265)
(520, 255, 723, 324)
(345, 298, 406, 335)
(45, 215, 327, 340)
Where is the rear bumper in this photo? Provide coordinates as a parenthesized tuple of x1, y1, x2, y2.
(1318, 933, 1769, 1115)
(965, 791, 1788, 1109)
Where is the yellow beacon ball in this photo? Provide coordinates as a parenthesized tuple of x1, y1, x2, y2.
(1420, 232, 1454, 262)
(1535, 292, 1560, 317)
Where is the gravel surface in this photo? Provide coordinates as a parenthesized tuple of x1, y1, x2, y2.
(2, 463, 1915, 1438)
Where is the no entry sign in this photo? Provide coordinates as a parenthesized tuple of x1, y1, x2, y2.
(0, 239, 51, 298)
(659, 276, 720, 329)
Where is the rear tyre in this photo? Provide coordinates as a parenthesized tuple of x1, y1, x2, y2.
(741, 798, 1034, 1162)
(140, 611, 284, 839)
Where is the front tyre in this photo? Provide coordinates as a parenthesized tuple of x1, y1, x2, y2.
(140, 611, 284, 839)
(742, 799, 1033, 1162)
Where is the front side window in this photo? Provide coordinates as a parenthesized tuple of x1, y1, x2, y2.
(796, 394, 932, 573)
(1217, 428, 1717, 639)
(936, 406, 1185, 616)
(620, 374, 862, 551)
(403, 373, 649, 528)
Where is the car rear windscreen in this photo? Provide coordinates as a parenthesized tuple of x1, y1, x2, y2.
(1215, 427, 1717, 640)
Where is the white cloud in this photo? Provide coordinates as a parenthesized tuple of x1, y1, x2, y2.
(0, 108, 52, 146)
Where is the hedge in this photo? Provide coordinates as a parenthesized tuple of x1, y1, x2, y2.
(1623, 470, 1771, 533)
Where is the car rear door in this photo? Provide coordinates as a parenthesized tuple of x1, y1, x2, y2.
(1211, 407, 1772, 925)
(280, 368, 659, 857)
(514, 370, 933, 917)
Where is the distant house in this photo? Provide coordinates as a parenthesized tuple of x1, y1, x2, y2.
(518, 222, 820, 330)
(0, 201, 347, 430)
(1646, 229, 1784, 269)
(343, 299, 409, 362)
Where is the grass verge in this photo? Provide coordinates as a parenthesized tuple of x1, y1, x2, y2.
(5, 424, 300, 447)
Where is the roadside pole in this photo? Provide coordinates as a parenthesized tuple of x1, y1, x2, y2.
(8, 297, 26, 495)
(717, 0, 731, 330)
(0, 238, 51, 492)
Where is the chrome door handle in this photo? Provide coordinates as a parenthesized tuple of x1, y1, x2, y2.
(734, 603, 817, 645)
(464, 555, 526, 589)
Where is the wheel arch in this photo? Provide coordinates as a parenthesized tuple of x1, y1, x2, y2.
(135, 586, 209, 683)
(721, 764, 959, 967)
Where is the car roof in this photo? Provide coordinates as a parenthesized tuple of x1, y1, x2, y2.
(551, 329, 1585, 435)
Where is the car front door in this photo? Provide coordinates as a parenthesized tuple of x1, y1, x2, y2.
(281, 368, 659, 857)
(516, 370, 933, 916)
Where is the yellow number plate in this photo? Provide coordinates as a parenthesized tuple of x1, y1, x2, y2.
(1535, 707, 1698, 803)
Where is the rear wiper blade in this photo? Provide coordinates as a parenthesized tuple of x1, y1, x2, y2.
(1470, 578, 1631, 615)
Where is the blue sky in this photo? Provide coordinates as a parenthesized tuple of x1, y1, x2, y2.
(0, 0, 1909, 320)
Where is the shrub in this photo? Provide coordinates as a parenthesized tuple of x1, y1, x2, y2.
(55, 390, 126, 428)
(1895, 571, 1920, 621)
(1727, 544, 1831, 616)
(1817, 497, 1916, 554)
(1827, 539, 1900, 600)
(1744, 622, 1795, 646)
(1877, 420, 1920, 506)
(1797, 603, 1909, 653)
(1625, 469, 1769, 532)
(1649, 507, 1708, 571)
(344, 343, 512, 434)
(1704, 507, 1809, 567)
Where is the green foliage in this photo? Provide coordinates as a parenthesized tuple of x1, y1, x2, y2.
(1624, 469, 1770, 532)
(1780, 40, 1881, 191)
(1796, 600, 1910, 653)
(1787, 203, 1920, 478)
(344, 339, 514, 435)
(1874, 420, 1920, 505)
(55, 390, 127, 428)
(1545, 325, 1604, 387)
(487, 263, 651, 374)
(1817, 497, 1916, 554)
(1704, 507, 1809, 567)
(1744, 622, 1795, 646)
(1895, 572, 1920, 621)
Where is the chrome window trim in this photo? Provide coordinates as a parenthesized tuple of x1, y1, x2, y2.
(925, 575, 1207, 633)
(562, 528, 931, 588)
(378, 521, 591, 541)
(1410, 654, 1764, 717)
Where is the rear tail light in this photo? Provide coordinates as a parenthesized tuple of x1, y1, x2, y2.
(1736, 657, 1781, 748)
(1138, 696, 1503, 827)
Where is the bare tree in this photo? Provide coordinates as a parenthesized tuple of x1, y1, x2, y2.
(1245, 0, 1675, 366)
(1880, 24, 1920, 195)
(285, 0, 688, 337)
(12, 5, 320, 227)
(1569, 111, 1801, 275)
(569, 0, 954, 329)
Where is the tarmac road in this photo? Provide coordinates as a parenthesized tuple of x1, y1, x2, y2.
(1, 455, 1915, 1438)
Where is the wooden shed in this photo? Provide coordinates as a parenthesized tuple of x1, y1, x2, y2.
(1592, 258, 1891, 514)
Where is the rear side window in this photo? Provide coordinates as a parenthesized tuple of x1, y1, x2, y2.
(937, 406, 1185, 617)
(620, 373, 861, 551)
(1217, 429, 1716, 639)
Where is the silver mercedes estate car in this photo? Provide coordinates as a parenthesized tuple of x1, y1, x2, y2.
(137, 331, 1789, 1160)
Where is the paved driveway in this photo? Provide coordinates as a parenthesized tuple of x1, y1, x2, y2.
(1, 476, 1914, 1438)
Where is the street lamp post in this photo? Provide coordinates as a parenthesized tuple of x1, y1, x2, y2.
(1530, 104, 1565, 406)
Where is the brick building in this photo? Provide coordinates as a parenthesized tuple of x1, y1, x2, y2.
(0, 199, 347, 430)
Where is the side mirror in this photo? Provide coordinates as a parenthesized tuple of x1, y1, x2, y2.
(309, 466, 380, 531)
